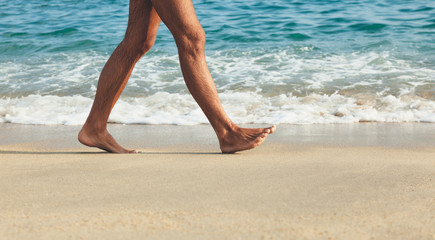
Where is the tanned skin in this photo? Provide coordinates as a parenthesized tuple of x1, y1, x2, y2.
(78, 0, 276, 153)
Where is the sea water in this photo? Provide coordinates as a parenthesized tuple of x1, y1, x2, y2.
(0, 0, 434, 125)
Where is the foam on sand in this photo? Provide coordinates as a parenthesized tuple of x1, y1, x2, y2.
(1, 91, 434, 125)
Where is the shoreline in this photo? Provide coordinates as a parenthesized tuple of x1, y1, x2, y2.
(1, 122, 434, 152)
(1, 123, 434, 239)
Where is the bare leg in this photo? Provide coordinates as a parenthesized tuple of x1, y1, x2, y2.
(78, 0, 161, 153)
(150, 0, 276, 153)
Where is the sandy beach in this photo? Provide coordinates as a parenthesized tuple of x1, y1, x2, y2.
(0, 123, 434, 239)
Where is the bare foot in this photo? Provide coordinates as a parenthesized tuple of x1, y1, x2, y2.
(219, 125, 276, 153)
(78, 125, 136, 153)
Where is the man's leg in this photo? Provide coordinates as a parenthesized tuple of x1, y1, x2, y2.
(78, 0, 161, 153)
(150, 0, 276, 153)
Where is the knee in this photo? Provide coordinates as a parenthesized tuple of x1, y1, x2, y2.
(122, 34, 156, 57)
(140, 37, 156, 55)
(176, 27, 206, 55)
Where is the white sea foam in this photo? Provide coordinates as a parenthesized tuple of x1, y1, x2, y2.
(1, 49, 434, 99)
(1, 91, 434, 125)
(1, 48, 434, 125)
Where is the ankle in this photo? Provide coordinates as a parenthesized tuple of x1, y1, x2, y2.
(82, 121, 107, 134)
(215, 121, 238, 141)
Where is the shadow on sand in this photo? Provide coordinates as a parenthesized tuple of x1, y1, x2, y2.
(0, 150, 224, 155)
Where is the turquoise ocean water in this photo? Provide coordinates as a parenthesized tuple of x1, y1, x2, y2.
(0, 0, 434, 124)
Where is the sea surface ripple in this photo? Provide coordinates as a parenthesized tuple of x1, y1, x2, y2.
(0, 0, 434, 124)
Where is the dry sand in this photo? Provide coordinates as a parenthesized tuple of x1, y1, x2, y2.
(0, 123, 434, 239)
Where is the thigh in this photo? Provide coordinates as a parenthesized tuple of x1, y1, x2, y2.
(150, 0, 203, 39)
(125, 0, 161, 42)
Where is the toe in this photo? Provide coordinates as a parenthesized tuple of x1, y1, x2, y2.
(254, 133, 268, 144)
(269, 125, 277, 134)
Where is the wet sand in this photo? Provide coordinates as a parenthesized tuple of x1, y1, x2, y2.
(1, 123, 434, 239)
